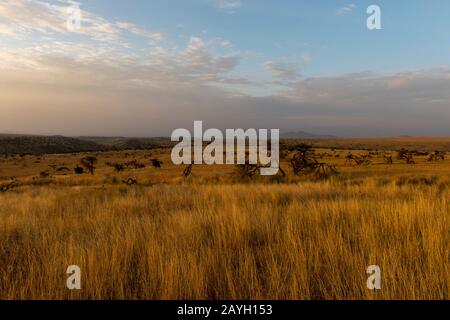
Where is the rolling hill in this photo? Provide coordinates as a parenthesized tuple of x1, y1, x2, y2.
(0, 135, 105, 155)
(0, 135, 172, 155)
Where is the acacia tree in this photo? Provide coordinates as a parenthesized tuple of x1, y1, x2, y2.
(384, 154, 393, 164)
(290, 143, 337, 176)
(80, 156, 97, 175)
(428, 151, 446, 162)
(397, 149, 415, 164)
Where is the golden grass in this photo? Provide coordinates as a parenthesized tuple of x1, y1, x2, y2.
(0, 174, 449, 299)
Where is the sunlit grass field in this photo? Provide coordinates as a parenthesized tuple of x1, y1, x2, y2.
(0, 142, 449, 299)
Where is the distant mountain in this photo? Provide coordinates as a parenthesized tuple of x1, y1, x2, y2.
(280, 131, 338, 139)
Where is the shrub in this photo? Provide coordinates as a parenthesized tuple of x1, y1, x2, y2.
(74, 166, 84, 174)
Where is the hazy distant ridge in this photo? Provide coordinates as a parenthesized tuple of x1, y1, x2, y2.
(0, 135, 105, 155)
(2, 134, 450, 155)
(0, 135, 171, 155)
(280, 131, 338, 139)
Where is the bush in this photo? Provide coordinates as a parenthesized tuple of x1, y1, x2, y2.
(74, 166, 84, 174)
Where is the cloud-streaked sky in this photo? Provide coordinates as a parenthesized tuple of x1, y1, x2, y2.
(1, 0, 450, 137)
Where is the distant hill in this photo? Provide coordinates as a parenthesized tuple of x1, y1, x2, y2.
(283, 136, 450, 152)
(0, 135, 173, 155)
(0, 135, 105, 155)
(3, 133, 450, 155)
(280, 131, 338, 139)
(78, 136, 173, 149)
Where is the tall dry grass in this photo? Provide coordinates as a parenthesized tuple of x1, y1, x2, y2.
(0, 178, 448, 299)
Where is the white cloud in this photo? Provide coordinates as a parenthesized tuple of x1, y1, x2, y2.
(116, 22, 164, 43)
(262, 54, 312, 81)
(179, 37, 239, 77)
(0, 0, 245, 92)
(0, 34, 240, 90)
(217, 0, 241, 9)
(0, 0, 67, 36)
(336, 4, 356, 16)
(215, 0, 242, 13)
(220, 40, 233, 48)
(263, 61, 301, 80)
(0, 0, 162, 44)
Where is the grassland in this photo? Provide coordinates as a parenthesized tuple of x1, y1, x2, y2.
(0, 139, 449, 299)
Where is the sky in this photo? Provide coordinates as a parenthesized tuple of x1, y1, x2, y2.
(1, 0, 450, 137)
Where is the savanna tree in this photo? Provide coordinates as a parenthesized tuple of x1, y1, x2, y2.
(80, 156, 97, 175)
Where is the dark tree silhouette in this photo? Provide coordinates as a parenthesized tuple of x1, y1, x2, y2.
(80, 156, 97, 175)
(290, 143, 337, 176)
(397, 149, 415, 164)
(345, 153, 371, 166)
(384, 154, 393, 164)
(428, 151, 446, 162)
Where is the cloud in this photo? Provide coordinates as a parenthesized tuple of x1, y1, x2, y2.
(0, 0, 236, 88)
(283, 70, 450, 131)
(216, 0, 242, 12)
(0, 0, 67, 36)
(1, 1, 450, 137)
(263, 61, 300, 80)
(116, 22, 164, 43)
(3, 38, 450, 137)
(0, 0, 162, 44)
(219, 40, 233, 48)
(0, 34, 241, 91)
(336, 4, 356, 16)
(217, 0, 241, 9)
(178, 37, 240, 79)
(262, 54, 312, 81)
